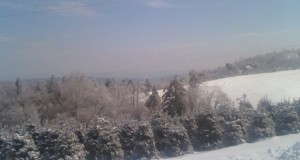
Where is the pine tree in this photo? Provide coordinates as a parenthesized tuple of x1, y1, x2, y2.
(151, 114, 192, 157)
(247, 112, 275, 143)
(275, 107, 300, 135)
(162, 77, 187, 117)
(144, 78, 152, 92)
(188, 71, 201, 88)
(192, 113, 222, 150)
(145, 87, 161, 113)
(222, 121, 245, 146)
(15, 77, 22, 95)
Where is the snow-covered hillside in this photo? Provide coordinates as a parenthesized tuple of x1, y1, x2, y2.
(157, 69, 300, 107)
(205, 69, 300, 107)
(164, 133, 300, 160)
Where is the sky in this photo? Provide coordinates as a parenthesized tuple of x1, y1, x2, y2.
(1, 0, 300, 80)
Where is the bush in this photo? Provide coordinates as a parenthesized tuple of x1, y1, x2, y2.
(151, 115, 192, 157)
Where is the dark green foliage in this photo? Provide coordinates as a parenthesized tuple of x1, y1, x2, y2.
(119, 121, 136, 160)
(84, 118, 123, 160)
(0, 132, 40, 160)
(257, 97, 277, 119)
(31, 125, 86, 160)
(238, 94, 253, 111)
(151, 115, 192, 157)
(247, 112, 275, 143)
(186, 113, 222, 151)
(145, 87, 162, 112)
(132, 121, 157, 160)
(15, 77, 22, 96)
(162, 77, 187, 117)
(275, 107, 300, 136)
(222, 121, 245, 146)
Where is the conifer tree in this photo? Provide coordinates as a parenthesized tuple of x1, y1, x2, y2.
(145, 87, 161, 112)
(162, 77, 187, 117)
(15, 77, 22, 95)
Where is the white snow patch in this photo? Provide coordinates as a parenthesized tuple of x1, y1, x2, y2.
(205, 69, 300, 107)
(163, 133, 300, 160)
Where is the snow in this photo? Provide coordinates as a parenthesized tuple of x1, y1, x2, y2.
(163, 133, 300, 160)
(205, 69, 300, 107)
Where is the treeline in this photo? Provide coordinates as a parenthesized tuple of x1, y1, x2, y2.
(0, 72, 229, 130)
(1, 97, 300, 159)
(0, 73, 158, 130)
(200, 49, 300, 80)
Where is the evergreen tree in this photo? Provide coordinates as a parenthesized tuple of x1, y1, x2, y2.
(162, 77, 187, 117)
(188, 71, 201, 88)
(145, 87, 161, 112)
(132, 121, 157, 160)
(47, 75, 59, 94)
(257, 96, 276, 119)
(247, 112, 276, 143)
(84, 118, 124, 160)
(275, 107, 300, 135)
(15, 77, 22, 95)
(144, 78, 152, 92)
(151, 114, 192, 157)
(193, 113, 222, 150)
(222, 121, 245, 146)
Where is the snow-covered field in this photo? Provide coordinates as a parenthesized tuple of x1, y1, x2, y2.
(205, 69, 300, 107)
(157, 69, 300, 107)
(164, 133, 300, 160)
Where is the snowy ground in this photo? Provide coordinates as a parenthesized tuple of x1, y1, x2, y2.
(163, 133, 300, 160)
(205, 69, 300, 107)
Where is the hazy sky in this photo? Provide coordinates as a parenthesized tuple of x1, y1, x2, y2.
(1, 0, 300, 80)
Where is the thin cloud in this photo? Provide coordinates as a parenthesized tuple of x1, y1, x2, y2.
(235, 30, 289, 38)
(0, 36, 13, 44)
(48, 1, 97, 18)
(144, 0, 173, 9)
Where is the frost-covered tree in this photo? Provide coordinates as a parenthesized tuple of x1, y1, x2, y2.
(119, 121, 136, 160)
(247, 112, 276, 142)
(31, 125, 86, 160)
(145, 87, 161, 113)
(132, 121, 157, 160)
(144, 78, 152, 93)
(238, 94, 253, 111)
(0, 131, 40, 160)
(222, 121, 245, 146)
(275, 107, 300, 135)
(15, 77, 23, 96)
(162, 77, 187, 117)
(257, 96, 276, 119)
(193, 113, 222, 150)
(151, 114, 192, 157)
(188, 71, 201, 88)
(84, 118, 123, 160)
